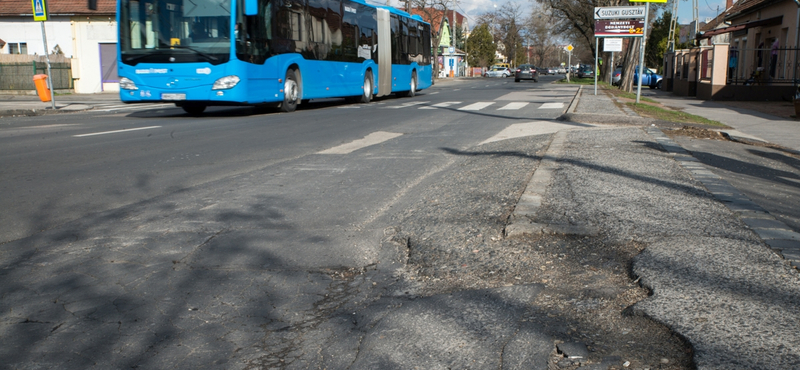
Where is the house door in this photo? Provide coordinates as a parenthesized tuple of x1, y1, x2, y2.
(99, 43, 119, 91)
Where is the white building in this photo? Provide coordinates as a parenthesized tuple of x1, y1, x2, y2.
(0, 0, 118, 93)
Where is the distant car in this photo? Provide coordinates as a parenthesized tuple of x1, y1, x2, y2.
(557, 67, 567, 74)
(484, 67, 512, 78)
(514, 64, 539, 82)
(612, 67, 663, 89)
(577, 67, 594, 79)
(546, 67, 557, 75)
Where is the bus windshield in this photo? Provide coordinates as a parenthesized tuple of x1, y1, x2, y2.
(119, 0, 232, 65)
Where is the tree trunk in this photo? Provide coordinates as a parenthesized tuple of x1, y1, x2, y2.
(602, 52, 614, 84)
(619, 38, 640, 93)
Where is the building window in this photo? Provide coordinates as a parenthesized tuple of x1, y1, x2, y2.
(8, 42, 27, 54)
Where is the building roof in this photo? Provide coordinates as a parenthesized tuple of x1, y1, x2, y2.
(409, 8, 467, 34)
(0, 0, 116, 16)
(724, 0, 782, 21)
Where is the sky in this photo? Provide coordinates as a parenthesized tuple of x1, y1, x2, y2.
(373, 0, 731, 28)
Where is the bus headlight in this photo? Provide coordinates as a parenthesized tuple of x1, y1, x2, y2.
(212, 75, 240, 90)
(119, 77, 138, 90)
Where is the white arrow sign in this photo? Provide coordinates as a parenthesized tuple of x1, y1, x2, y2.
(594, 6, 646, 20)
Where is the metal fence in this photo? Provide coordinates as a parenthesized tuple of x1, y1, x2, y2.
(0, 61, 73, 90)
(726, 47, 800, 85)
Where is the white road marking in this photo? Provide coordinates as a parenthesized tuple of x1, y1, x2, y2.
(459, 102, 494, 111)
(318, 131, 403, 155)
(73, 126, 162, 137)
(480, 121, 588, 145)
(539, 102, 564, 109)
(498, 102, 529, 110)
(419, 101, 461, 109)
(385, 101, 428, 109)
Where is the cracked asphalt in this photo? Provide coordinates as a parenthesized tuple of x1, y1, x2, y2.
(2, 83, 800, 369)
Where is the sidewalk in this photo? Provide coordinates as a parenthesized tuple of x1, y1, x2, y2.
(648, 89, 800, 152)
(510, 85, 800, 369)
(0, 92, 121, 118)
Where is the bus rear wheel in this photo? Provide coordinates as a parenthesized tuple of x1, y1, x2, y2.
(279, 69, 299, 113)
(396, 72, 416, 98)
(347, 71, 373, 104)
(358, 72, 373, 103)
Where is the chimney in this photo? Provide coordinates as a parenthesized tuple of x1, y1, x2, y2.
(726, 0, 733, 10)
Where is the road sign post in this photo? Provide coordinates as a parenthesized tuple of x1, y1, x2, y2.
(32, 0, 55, 109)
(629, 0, 666, 102)
(565, 45, 574, 82)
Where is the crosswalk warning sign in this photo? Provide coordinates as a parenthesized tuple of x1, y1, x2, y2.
(32, 0, 48, 21)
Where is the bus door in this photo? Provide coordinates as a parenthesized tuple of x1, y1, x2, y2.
(376, 8, 391, 97)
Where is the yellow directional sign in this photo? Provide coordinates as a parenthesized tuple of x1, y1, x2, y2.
(565, 44, 574, 51)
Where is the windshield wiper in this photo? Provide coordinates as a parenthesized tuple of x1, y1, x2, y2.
(170, 45, 219, 61)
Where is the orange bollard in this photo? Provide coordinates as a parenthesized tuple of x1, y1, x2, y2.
(33, 74, 51, 102)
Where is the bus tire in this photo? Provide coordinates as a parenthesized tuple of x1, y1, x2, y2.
(182, 105, 206, 115)
(397, 72, 416, 98)
(408, 72, 417, 97)
(279, 69, 299, 113)
(358, 71, 373, 104)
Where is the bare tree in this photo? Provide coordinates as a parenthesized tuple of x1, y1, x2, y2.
(477, 3, 525, 67)
(523, 4, 559, 67)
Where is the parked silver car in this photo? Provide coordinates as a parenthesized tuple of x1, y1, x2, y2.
(484, 67, 511, 78)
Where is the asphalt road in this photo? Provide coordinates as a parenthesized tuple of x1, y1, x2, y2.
(1, 75, 586, 369)
(0, 75, 570, 243)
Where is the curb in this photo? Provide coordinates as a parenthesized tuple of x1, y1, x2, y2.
(645, 126, 800, 269)
(0, 106, 92, 118)
(505, 130, 599, 239)
(559, 85, 657, 126)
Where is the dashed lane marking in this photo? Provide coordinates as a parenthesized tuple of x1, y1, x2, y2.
(317, 131, 403, 155)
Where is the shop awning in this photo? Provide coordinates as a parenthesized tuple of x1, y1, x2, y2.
(699, 16, 783, 39)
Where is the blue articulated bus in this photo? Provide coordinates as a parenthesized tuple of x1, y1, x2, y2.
(117, 0, 432, 114)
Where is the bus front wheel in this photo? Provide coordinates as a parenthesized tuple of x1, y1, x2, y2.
(279, 69, 299, 113)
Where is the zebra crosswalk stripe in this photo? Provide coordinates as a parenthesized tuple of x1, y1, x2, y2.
(458, 102, 494, 111)
(419, 101, 461, 109)
(498, 102, 529, 110)
(538, 102, 564, 109)
(385, 101, 428, 109)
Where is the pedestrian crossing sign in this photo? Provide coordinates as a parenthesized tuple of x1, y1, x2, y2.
(31, 0, 48, 21)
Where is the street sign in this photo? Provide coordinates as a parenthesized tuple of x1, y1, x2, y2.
(595, 20, 645, 37)
(565, 44, 574, 51)
(31, 0, 48, 21)
(594, 6, 646, 20)
(604, 38, 623, 52)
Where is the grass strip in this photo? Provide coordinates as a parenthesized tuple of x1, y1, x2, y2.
(614, 91, 659, 104)
(556, 77, 606, 85)
(625, 102, 728, 127)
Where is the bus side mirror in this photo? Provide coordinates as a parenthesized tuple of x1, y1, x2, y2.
(244, 0, 258, 15)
